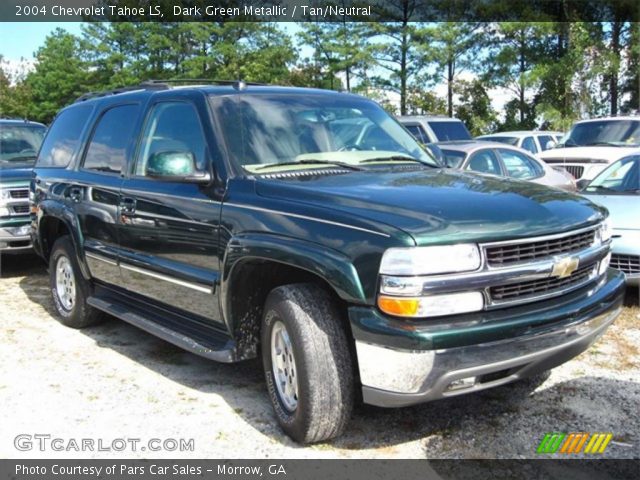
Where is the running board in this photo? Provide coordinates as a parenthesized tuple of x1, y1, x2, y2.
(87, 294, 237, 363)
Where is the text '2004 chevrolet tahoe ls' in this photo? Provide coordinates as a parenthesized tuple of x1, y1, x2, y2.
(31, 83, 625, 443)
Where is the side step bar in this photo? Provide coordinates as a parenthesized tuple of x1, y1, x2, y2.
(87, 294, 237, 363)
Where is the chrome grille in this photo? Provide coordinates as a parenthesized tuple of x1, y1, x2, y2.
(563, 165, 584, 179)
(9, 189, 28, 199)
(11, 205, 30, 214)
(489, 263, 597, 303)
(610, 254, 640, 275)
(485, 229, 596, 267)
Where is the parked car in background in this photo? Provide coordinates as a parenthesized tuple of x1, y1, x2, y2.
(539, 116, 640, 181)
(581, 154, 640, 285)
(476, 131, 564, 156)
(0, 119, 46, 253)
(437, 141, 576, 191)
(398, 115, 472, 142)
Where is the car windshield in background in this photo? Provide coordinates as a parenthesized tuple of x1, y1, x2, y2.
(210, 94, 438, 173)
(480, 136, 519, 146)
(559, 120, 640, 147)
(440, 149, 466, 168)
(585, 156, 640, 194)
(428, 121, 472, 141)
(0, 124, 46, 164)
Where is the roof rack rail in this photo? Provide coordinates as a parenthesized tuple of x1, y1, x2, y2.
(74, 82, 169, 103)
(143, 78, 267, 89)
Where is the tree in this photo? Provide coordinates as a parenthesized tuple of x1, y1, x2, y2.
(24, 29, 89, 123)
(419, 22, 484, 117)
(454, 79, 497, 135)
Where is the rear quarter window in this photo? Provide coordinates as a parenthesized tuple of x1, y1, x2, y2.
(36, 105, 93, 168)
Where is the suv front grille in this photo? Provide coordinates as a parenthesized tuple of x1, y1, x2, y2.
(9, 189, 29, 199)
(485, 229, 596, 267)
(489, 263, 597, 303)
(610, 254, 640, 275)
(562, 165, 584, 179)
(11, 205, 30, 214)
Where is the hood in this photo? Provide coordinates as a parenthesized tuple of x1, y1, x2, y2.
(0, 164, 33, 185)
(539, 146, 640, 162)
(582, 193, 640, 230)
(255, 169, 605, 245)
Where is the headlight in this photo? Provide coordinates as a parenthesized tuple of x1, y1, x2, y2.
(594, 218, 613, 246)
(378, 291, 484, 317)
(380, 244, 481, 276)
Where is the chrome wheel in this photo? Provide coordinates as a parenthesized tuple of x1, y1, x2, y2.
(55, 255, 76, 311)
(271, 321, 299, 412)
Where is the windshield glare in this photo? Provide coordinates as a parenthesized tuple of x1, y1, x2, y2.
(560, 120, 640, 147)
(0, 125, 46, 164)
(585, 156, 639, 194)
(210, 94, 438, 173)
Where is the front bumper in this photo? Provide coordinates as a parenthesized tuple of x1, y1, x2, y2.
(351, 270, 625, 407)
(0, 222, 32, 253)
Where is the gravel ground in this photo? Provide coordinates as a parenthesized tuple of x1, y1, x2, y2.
(1, 254, 639, 459)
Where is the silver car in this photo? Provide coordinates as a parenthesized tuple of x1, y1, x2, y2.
(582, 154, 640, 285)
(437, 141, 576, 191)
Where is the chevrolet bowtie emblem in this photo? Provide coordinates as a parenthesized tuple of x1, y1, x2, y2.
(551, 257, 580, 278)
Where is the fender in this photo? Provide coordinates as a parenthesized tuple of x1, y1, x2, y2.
(37, 199, 91, 280)
(220, 233, 367, 328)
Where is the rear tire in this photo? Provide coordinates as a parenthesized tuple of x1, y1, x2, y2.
(261, 283, 354, 443)
(49, 236, 104, 328)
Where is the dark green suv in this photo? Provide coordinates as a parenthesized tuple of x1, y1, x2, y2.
(31, 83, 625, 443)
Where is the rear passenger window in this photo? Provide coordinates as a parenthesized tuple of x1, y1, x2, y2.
(83, 104, 139, 174)
(521, 136, 538, 154)
(36, 105, 93, 168)
(467, 150, 502, 175)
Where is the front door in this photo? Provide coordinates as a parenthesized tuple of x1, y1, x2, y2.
(118, 100, 223, 325)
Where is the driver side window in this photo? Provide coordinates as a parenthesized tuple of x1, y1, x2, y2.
(135, 102, 207, 176)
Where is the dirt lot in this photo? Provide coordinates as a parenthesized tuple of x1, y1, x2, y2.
(1, 254, 639, 459)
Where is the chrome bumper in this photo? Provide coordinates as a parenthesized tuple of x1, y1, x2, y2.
(0, 226, 32, 253)
(358, 305, 622, 408)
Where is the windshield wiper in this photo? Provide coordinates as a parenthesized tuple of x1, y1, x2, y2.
(255, 160, 364, 172)
(359, 155, 433, 166)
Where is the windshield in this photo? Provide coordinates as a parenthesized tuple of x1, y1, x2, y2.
(210, 93, 438, 173)
(0, 124, 46, 164)
(585, 156, 639, 194)
(428, 121, 472, 141)
(559, 120, 640, 147)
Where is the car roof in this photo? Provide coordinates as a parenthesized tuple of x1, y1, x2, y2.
(574, 116, 640, 124)
(398, 115, 464, 123)
(436, 140, 530, 153)
(0, 119, 46, 127)
(72, 84, 362, 108)
(478, 131, 563, 137)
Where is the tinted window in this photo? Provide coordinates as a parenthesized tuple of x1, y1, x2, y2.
(440, 149, 466, 168)
(135, 102, 207, 176)
(467, 149, 502, 175)
(0, 125, 46, 165)
(498, 149, 542, 179)
(427, 121, 472, 141)
(404, 124, 428, 143)
(563, 120, 640, 147)
(521, 136, 538, 154)
(37, 106, 92, 168)
(83, 104, 139, 174)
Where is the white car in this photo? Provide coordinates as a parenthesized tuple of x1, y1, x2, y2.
(398, 116, 472, 143)
(476, 131, 563, 157)
(539, 117, 640, 181)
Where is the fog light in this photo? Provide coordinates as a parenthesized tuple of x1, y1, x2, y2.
(447, 377, 476, 391)
(598, 253, 611, 276)
(378, 291, 484, 318)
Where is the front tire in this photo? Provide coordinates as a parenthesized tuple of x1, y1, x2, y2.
(49, 236, 104, 328)
(261, 283, 355, 443)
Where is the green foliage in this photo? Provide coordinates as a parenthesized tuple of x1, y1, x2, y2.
(453, 79, 497, 135)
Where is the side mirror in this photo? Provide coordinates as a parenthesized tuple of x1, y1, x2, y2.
(545, 140, 557, 150)
(146, 151, 211, 183)
(576, 178, 590, 191)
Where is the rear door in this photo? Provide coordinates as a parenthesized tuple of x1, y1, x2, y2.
(74, 103, 142, 285)
(117, 98, 224, 325)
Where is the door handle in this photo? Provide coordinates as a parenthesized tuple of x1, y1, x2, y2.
(120, 197, 137, 215)
(68, 187, 82, 202)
